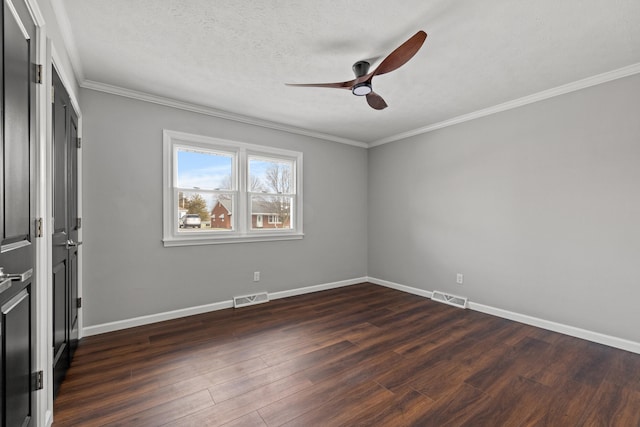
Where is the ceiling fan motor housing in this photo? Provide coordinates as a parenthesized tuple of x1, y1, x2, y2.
(352, 60, 371, 77)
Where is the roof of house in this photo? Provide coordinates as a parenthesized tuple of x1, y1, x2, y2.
(213, 198, 233, 215)
(251, 199, 289, 215)
(212, 198, 289, 216)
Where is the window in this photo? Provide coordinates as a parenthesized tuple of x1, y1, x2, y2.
(268, 215, 281, 224)
(249, 155, 293, 230)
(163, 130, 303, 246)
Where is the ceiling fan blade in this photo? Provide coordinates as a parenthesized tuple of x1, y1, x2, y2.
(366, 92, 388, 110)
(372, 30, 427, 77)
(285, 80, 355, 89)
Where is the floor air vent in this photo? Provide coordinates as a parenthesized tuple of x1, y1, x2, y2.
(431, 291, 468, 309)
(233, 292, 269, 308)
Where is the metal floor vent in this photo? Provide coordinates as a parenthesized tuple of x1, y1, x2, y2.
(233, 292, 269, 308)
(431, 290, 468, 309)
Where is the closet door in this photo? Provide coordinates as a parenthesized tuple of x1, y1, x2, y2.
(68, 108, 79, 358)
(0, 0, 37, 425)
(51, 66, 80, 398)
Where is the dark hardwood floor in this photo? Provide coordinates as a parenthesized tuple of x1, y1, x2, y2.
(53, 283, 640, 426)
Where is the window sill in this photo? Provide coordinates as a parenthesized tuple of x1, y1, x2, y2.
(163, 232, 304, 247)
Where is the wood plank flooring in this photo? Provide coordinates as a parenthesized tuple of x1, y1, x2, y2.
(53, 283, 640, 426)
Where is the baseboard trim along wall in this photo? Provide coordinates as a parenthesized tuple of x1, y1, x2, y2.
(366, 277, 434, 299)
(82, 277, 367, 337)
(467, 301, 640, 355)
(82, 300, 234, 337)
(367, 276, 640, 355)
(269, 277, 365, 300)
(83, 276, 640, 355)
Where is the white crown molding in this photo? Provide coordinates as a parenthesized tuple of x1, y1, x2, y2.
(78, 62, 640, 149)
(367, 276, 640, 355)
(49, 0, 86, 82)
(370, 62, 640, 147)
(80, 80, 369, 148)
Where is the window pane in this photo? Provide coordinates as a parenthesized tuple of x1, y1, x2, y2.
(178, 191, 234, 231)
(177, 148, 233, 190)
(250, 195, 292, 230)
(248, 157, 293, 194)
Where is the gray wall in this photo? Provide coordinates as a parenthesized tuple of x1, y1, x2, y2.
(82, 72, 640, 343)
(81, 89, 368, 326)
(368, 74, 640, 343)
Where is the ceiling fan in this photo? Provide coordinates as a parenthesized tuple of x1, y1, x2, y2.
(286, 30, 427, 110)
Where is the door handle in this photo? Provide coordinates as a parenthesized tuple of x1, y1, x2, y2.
(0, 267, 33, 283)
(66, 239, 83, 249)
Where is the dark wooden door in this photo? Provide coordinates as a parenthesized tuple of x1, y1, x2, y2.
(0, 0, 37, 426)
(51, 67, 80, 398)
(67, 103, 79, 358)
(51, 69, 69, 398)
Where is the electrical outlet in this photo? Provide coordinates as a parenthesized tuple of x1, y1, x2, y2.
(253, 271, 260, 282)
(456, 273, 464, 285)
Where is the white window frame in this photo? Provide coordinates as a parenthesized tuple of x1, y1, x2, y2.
(163, 130, 303, 246)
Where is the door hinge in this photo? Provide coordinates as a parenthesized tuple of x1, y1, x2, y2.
(51, 85, 55, 102)
(34, 371, 44, 391)
(35, 218, 43, 238)
(77, 137, 82, 149)
(76, 217, 82, 229)
(35, 64, 43, 84)
(77, 297, 82, 308)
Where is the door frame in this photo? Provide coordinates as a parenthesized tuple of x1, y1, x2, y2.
(30, 5, 48, 426)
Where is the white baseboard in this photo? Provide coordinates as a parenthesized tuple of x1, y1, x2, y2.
(366, 277, 433, 299)
(270, 277, 367, 300)
(83, 276, 640, 355)
(469, 301, 640, 355)
(83, 300, 234, 336)
(367, 276, 640, 355)
(82, 277, 367, 337)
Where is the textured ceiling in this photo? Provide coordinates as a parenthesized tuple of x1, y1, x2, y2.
(57, 0, 640, 145)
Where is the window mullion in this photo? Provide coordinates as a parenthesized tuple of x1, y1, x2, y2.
(237, 148, 247, 234)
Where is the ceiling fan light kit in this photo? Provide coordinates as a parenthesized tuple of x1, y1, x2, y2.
(352, 82, 373, 96)
(286, 30, 427, 110)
